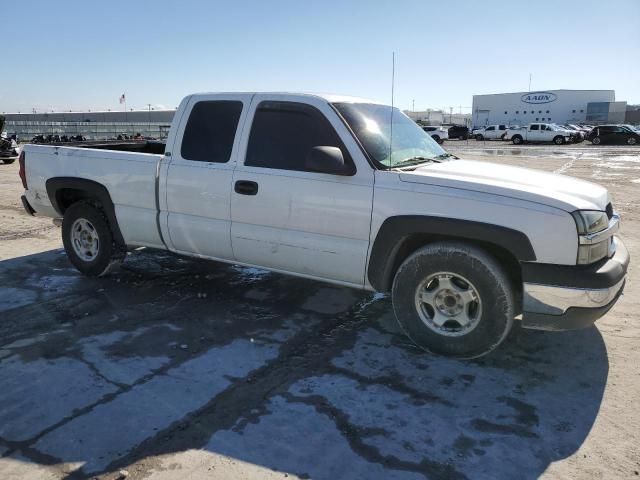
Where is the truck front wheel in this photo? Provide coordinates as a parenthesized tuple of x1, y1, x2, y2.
(512, 135, 523, 145)
(391, 242, 515, 358)
(553, 136, 565, 145)
(62, 201, 123, 276)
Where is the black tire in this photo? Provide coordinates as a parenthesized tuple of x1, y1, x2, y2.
(432, 135, 441, 144)
(62, 201, 123, 276)
(553, 136, 565, 145)
(459, 135, 466, 141)
(476, 134, 484, 141)
(628, 137, 637, 145)
(512, 135, 523, 145)
(391, 241, 515, 358)
(500, 133, 506, 140)
(2, 158, 16, 164)
(592, 136, 601, 145)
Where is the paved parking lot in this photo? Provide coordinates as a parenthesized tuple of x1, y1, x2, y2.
(0, 144, 638, 479)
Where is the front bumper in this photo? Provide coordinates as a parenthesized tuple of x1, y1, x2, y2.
(521, 238, 629, 331)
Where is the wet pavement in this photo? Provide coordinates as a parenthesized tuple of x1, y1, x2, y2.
(0, 248, 611, 479)
(1, 145, 639, 479)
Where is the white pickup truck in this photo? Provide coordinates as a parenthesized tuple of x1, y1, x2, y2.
(474, 124, 508, 141)
(19, 92, 629, 358)
(504, 123, 574, 145)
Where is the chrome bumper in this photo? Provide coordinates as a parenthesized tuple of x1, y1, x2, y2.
(523, 277, 625, 316)
(521, 237, 629, 331)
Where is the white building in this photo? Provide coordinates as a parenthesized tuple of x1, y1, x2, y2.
(404, 110, 471, 126)
(471, 90, 627, 128)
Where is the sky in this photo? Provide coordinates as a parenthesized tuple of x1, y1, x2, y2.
(2, 0, 639, 113)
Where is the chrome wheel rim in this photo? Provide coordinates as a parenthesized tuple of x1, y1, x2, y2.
(628, 137, 637, 145)
(414, 272, 482, 337)
(70, 218, 99, 262)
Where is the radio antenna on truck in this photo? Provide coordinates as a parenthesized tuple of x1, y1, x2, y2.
(389, 51, 395, 166)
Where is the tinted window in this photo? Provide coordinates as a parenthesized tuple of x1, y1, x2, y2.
(599, 126, 614, 133)
(531, 125, 539, 131)
(181, 101, 243, 162)
(498, 125, 506, 130)
(486, 126, 495, 131)
(246, 101, 352, 173)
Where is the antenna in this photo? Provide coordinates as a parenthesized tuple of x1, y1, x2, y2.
(389, 52, 395, 165)
(528, 73, 532, 92)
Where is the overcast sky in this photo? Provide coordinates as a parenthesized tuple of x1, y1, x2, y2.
(2, 0, 639, 113)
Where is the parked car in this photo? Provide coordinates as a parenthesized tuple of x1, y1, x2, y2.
(0, 116, 19, 163)
(443, 124, 470, 140)
(504, 123, 573, 145)
(560, 125, 585, 143)
(587, 125, 640, 145)
(474, 125, 508, 141)
(422, 126, 448, 144)
(19, 92, 629, 358)
(568, 124, 592, 136)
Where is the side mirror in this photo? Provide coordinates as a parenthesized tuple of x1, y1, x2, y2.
(305, 146, 350, 175)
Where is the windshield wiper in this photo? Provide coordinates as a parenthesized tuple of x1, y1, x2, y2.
(433, 152, 457, 160)
(389, 156, 439, 169)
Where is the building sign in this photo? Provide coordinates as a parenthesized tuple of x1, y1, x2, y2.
(521, 92, 557, 104)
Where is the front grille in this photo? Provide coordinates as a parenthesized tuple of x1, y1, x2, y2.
(606, 202, 614, 219)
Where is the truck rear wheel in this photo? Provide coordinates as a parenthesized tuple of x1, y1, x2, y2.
(62, 201, 123, 276)
(391, 242, 515, 358)
(512, 135, 523, 145)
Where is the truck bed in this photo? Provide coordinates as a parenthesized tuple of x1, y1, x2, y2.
(41, 139, 166, 155)
(22, 143, 165, 249)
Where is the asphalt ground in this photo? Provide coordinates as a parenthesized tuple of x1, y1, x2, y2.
(0, 143, 638, 479)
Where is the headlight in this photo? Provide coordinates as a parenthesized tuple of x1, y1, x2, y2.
(577, 240, 610, 264)
(572, 210, 612, 264)
(572, 210, 608, 235)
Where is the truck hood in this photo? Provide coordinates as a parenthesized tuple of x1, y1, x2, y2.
(401, 159, 609, 212)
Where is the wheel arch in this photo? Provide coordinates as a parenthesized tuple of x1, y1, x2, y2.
(367, 215, 535, 294)
(45, 177, 125, 246)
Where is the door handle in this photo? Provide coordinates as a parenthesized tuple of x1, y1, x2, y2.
(234, 180, 259, 196)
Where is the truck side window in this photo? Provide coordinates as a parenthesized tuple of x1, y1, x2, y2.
(181, 101, 243, 163)
(531, 125, 539, 131)
(245, 101, 353, 173)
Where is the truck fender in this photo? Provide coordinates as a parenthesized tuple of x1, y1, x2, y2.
(45, 177, 125, 246)
(367, 215, 536, 291)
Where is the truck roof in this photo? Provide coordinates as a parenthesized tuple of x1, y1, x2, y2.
(190, 92, 384, 105)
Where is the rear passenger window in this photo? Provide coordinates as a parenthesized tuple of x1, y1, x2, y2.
(181, 101, 243, 162)
(245, 101, 353, 173)
(531, 125, 539, 131)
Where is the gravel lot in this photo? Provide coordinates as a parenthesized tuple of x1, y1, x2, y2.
(0, 143, 638, 480)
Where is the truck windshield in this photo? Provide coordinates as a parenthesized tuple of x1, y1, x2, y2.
(332, 102, 448, 169)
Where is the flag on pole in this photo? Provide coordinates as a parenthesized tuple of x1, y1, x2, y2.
(119, 94, 126, 104)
